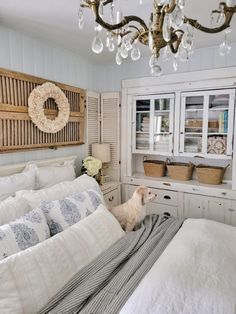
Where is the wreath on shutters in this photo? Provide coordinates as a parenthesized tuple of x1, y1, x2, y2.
(28, 82, 70, 133)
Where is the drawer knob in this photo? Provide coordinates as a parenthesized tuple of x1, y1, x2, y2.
(164, 195, 171, 200)
(109, 196, 114, 202)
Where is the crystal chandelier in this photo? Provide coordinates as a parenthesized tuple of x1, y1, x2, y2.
(78, 0, 236, 76)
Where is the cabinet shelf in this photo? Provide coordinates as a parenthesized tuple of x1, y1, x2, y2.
(154, 110, 170, 113)
(208, 133, 227, 136)
(185, 133, 202, 135)
(209, 107, 229, 111)
(185, 108, 204, 112)
(128, 173, 232, 192)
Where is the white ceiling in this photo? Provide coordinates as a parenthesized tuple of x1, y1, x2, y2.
(0, 0, 235, 63)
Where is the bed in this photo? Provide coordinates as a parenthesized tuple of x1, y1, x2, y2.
(0, 156, 236, 314)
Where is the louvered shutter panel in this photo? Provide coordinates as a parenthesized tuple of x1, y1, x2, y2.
(86, 91, 100, 155)
(101, 92, 120, 181)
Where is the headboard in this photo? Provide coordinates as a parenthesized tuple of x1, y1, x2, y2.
(0, 155, 78, 177)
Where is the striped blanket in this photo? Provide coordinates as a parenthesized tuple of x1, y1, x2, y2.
(40, 214, 183, 314)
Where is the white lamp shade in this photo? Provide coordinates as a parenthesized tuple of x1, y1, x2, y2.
(92, 143, 111, 163)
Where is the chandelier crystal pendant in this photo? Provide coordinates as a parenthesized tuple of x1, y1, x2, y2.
(78, 0, 236, 76)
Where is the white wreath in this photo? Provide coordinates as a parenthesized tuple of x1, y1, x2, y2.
(28, 82, 70, 133)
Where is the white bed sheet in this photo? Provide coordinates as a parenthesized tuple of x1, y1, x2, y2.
(121, 219, 236, 314)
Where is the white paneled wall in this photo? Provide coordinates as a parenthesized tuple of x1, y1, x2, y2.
(95, 43, 236, 91)
(0, 25, 97, 166)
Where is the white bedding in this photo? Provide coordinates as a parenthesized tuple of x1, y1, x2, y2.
(121, 219, 236, 314)
(0, 205, 124, 314)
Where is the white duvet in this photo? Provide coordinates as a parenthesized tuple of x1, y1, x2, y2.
(121, 219, 236, 314)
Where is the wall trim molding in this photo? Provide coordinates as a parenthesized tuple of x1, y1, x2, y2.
(122, 66, 236, 89)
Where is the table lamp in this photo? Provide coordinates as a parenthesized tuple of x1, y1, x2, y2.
(92, 143, 111, 184)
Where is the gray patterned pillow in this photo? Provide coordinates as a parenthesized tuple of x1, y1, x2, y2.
(0, 208, 50, 261)
(40, 186, 104, 236)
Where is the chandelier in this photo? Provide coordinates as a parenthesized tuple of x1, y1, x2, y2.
(78, 0, 236, 76)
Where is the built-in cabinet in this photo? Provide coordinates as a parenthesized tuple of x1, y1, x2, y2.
(126, 183, 236, 226)
(184, 193, 230, 223)
(121, 68, 236, 226)
(132, 88, 235, 159)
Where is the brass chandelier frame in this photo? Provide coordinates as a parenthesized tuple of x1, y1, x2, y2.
(81, 0, 236, 58)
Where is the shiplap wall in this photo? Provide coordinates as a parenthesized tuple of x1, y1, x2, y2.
(0, 25, 97, 166)
(96, 42, 236, 91)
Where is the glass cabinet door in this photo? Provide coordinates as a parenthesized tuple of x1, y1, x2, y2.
(133, 94, 174, 154)
(207, 93, 231, 156)
(181, 95, 204, 154)
(154, 98, 172, 153)
(135, 99, 151, 151)
(180, 89, 235, 158)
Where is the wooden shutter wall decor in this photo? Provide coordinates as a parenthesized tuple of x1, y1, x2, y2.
(86, 91, 100, 156)
(101, 92, 120, 181)
(0, 68, 85, 153)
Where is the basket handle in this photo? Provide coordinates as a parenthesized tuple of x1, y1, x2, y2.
(143, 156, 147, 162)
(224, 164, 230, 170)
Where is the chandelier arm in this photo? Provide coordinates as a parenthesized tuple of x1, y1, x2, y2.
(90, 2, 149, 32)
(184, 4, 236, 34)
(129, 25, 142, 33)
(102, 0, 113, 6)
(164, 0, 177, 14)
(168, 43, 178, 54)
(184, 17, 232, 33)
(130, 31, 141, 44)
(168, 31, 184, 54)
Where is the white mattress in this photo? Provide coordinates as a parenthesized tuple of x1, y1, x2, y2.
(121, 219, 236, 314)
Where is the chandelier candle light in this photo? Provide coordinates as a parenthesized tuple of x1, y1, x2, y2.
(78, 0, 236, 76)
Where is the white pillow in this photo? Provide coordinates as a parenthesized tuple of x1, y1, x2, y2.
(0, 164, 37, 201)
(41, 186, 104, 235)
(0, 196, 31, 226)
(0, 208, 50, 261)
(0, 204, 124, 314)
(36, 160, 76, 189)
(16, 174, 104, 209)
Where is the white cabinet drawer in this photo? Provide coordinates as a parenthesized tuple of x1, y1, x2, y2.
(147, 202, 178, 218)
(231, 200, 236, 209)
(152, 189, 178, 206)
(103, 188, 120, 210)
(127, 185, 178, 206)
(227, 200, 236, 226)
(184, 194, 205, 218)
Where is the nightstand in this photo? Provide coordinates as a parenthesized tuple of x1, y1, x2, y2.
(100, 181, 121, 210)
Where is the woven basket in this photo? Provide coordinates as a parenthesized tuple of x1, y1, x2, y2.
(143, 159, 166, 177)
(167, 162, 194, 181)
(196, 164, 229, 185)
